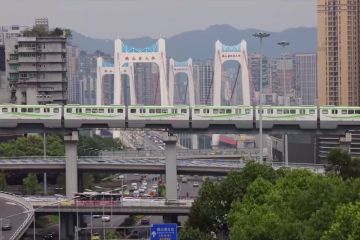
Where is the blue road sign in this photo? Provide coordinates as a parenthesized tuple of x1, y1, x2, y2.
(151, 223, 177, 240)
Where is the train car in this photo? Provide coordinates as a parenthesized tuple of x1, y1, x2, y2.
(127, 105, 189, 129)
(320, 106, 360, 129)
(255, 106, 317, 129)
(74, 192, 122, 206)
(64, 105, 126, 128)
(191, 105, 253, 129)
(0, 104, 62, 128)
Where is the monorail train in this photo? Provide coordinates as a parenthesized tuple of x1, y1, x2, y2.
(0, 104, 360, 129)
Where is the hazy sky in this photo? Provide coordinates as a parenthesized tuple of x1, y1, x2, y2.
(0, 0, 316, 39)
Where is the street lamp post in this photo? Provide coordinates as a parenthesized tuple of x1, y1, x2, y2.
(277, 41, 290, 167)
(253, 32, 271, 164)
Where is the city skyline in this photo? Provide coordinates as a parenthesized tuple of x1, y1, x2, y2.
(0, 0, 316, 39)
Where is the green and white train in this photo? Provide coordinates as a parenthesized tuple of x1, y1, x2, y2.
(0, 104, 359, 129)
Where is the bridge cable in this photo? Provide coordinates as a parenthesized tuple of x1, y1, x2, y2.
(229, 63, 241, 105)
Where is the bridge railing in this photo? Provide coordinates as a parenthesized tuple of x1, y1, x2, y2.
(0, 191, 34, 240)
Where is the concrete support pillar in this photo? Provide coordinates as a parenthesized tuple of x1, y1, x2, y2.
(64, 131, 79, 197)
(164, 134, 178, 200)
(60, 213, 76, 240)
(191, 134, 199, 150)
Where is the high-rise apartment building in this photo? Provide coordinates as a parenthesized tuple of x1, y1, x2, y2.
(295, 53, 317, 105)
(193, 60, 213, 105)
(8, 36, 68, 105)
(67, 44, 80, 103)
(0, 25, 29, 46)
(134, 63, 158, 105)
(318, 0, 360, 106)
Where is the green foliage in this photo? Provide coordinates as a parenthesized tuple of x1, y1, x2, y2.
(186, 162, 277, 235)
(0, 134, 64, 157)
(179, 227, 211, 240)
(106, 229, 122, 239)
(0, 171, 7, 191)
(158, 185, 166, 197)
(83, 173, 95, 190)
(23, 26, 71, 38)
(322, 201, 360, 240)
(78, 135, 123, 156)
(23, 173, 41, 194)
(327, 148, 360, 179)
(228, 170, 358, 240)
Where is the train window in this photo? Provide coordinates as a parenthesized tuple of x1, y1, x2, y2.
(194, 109, 200, 114)
(53, 108, 59, 113)
(300, 109, 305, 115)
(92, 109, 98, 113)
(76, 108, 82, 113)
(44, 108, 50, 113)
(236, 109, 242, 114)
(117, 109, 123, 113)
(220, 109, 225, 114)
(355, 110, 360, 114)
(27, 108, 34, 113)
(108, 109, 114, 113)
(66, 108, 72, 113)
(349, 110, 354, 114)
(172, 109, 178, 114)
(284, 110, 289, 114)
(322, 110, 328, 114)
(140, 109, 146, 113)
(309, 109, 315, 114)
(156, 109, 161, 113)
(277, 109, 283, 114)
(290, 109, 296, 114)
(21, 108, 27, 113)
(34, 108, 40, 113)
(213, 109, 219, 114)
(131, 109, 136, 113)
(162, 109, 168, 113)
(203, 109, 209, 114)
(85, 109, 91, 113)
(245, 109, 251, 114)
(226, 109, 232, 114)
(99, 109, 105, 113)
(11, 108, 17, 113)
(181, 109, 187, 114)
(258, 109, 264, 114)
(149, 109, 155, 113)
(267, 109, 273, 114)
(331, 110, 338, 114)
(341, 110, 347, 114)
(1, 108, 7, 113)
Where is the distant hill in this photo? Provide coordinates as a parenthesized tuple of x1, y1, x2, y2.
(71, 24, 317, 59)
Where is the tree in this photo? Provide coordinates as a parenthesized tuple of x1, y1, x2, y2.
(83, 173, 95, 190)
(0, 134, 64, 157)
(321, 201, 360, 240)
(0, 171, 7, 191)
(228, 169, 356, 240)
(23, 173, 41, 194)
(77, 135, 123, 156)
(327, 148, 360, 179)
(179, 227, 211, 240)
(186, 162, 278, 235)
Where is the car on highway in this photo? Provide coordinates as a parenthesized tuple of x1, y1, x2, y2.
(91, 233, 101, 240)
(42, 233, 55, 240)
(1, 219, 11, 231)
(181, 177, 188, 183)
(101, 215, 111, 222)
(193, 182, 199, 187)
(140, 218, 150, 225)
(92, 214, 101, 218)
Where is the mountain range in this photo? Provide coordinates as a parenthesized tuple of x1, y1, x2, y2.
(71, 24, 317, 59)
